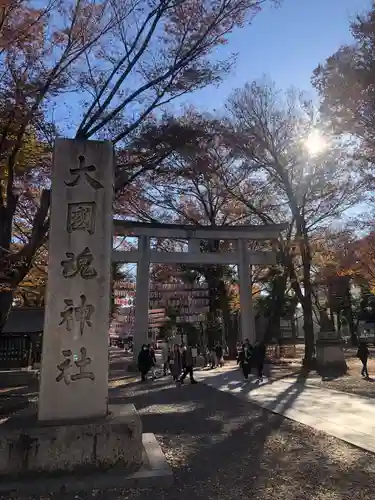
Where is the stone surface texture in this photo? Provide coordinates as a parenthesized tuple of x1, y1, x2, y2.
(38, 139, 114, 421)
(0, 404, 142, 479)
(316, 340, 347, 368)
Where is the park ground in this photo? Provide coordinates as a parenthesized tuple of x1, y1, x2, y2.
(269, 344, 375, 398)
(1, 346, 375, 500)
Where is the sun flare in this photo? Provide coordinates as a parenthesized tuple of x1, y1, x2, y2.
(305, 130, 327, 156)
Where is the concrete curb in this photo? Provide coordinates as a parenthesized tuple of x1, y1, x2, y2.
(0, 433, 173, 494)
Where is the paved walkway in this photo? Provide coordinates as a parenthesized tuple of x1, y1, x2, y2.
(195, 366, 375, 454)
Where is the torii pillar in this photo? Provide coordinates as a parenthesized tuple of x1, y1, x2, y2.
(238, 240, 256, 344)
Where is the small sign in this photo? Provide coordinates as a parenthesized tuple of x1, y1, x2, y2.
(358, 332, 375, 342)
(318, 330, 339, 341)
(280, 329, 293, 339)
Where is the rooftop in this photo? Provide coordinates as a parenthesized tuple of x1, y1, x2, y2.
(2, 308, 44, 334)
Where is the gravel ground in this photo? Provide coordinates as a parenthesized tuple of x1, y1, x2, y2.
(4, 377, 375, 500)
(306, 356, 375, 398)
(275, 347, 375, 398)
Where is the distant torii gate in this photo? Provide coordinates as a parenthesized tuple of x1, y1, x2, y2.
(112, 221, 287, 354)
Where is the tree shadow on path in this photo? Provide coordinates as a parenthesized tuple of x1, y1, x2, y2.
(103, 368, 375, 500)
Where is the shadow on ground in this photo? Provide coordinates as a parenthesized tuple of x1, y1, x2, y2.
(100, 371, 375, 500)
(2, 364, 375, 500)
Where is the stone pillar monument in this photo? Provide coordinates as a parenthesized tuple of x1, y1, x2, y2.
(133, 236, 150, 358)
(238, 240, 256, 344)
(0, 139, 169, 488)
(38, 139, 114, 421)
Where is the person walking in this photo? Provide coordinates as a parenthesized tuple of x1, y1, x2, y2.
(166, 347, 173, 374)
(191, 345, 198, 366)
(137, 344, 153, 382)
(357, 342, 370, 378)
(237, 343, 252, 380)
(209, 347, 216, 369)
(253, 341, 267, 382)
(149, 344, 157, 380)
(200, 345, 208, 367)
(215, 342, 224, 368)
(179, 345, 198, 384)
(161, 341, 170, 376)
(170, 344, 182, 382)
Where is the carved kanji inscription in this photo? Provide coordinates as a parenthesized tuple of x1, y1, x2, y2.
(59, 294, 95, 336)
(65, 155, 104, 190)
(61, 247, 98, 279)
(67, 202, 96, 234)
(56, 347, 95, 385)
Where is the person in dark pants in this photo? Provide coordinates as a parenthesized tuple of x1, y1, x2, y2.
(170, 344, 182, 381)
(161, 342, 170, 376)
(357, 342, 370, 378)
(137, 344, 153, 382)
(148, 344, 157, 379)
(179, 345, 198, 384)
(202, 345, 208, 367)
(237, 344, 252, 380)
(253, 341, 266, 381)
(215, 342, 223, 367)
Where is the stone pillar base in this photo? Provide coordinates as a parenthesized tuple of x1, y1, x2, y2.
(0, 404, 142, 480)
(316, 339, 347, 376)
(0, 433, 173, 495)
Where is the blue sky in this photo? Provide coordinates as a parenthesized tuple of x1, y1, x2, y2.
(58, 0, 372, 134)
(180, 0, 372, 111)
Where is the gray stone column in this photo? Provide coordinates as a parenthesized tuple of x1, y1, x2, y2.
(249, 264, 256, 342)
(188, 238, 200, 253)
(38, 139, 114, 421)
(238, 240, 256, 344)
(133, 236, 150, 358)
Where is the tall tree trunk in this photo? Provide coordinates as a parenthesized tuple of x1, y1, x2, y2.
(227, 319, 238, 358)
(263, 271, 288, 344)
(302, 260, 315, 366)
(0, 289, 13, 332)
(0, 203, 13, 333)
(347, 289, 357, 345)
(206, 274, 221, 346)
(203, 239, 223, 347)
(0, 188, 50, 334)
(218, 279, 237, 357)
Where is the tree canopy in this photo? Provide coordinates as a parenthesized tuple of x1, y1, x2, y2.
(2, 0, 375, 363)
(0, 0, 274, 330)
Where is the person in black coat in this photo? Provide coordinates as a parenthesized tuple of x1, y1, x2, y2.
(179, 346, 198, 384)
(138, 344, 153, 382)
(237, 344, 252, 380)
(170, 344, 182, 381)
(357, 342, 370, 378)
(149, 343, 157, 379)
(215, 342, 223, 367)
(253, 341, 266, 381)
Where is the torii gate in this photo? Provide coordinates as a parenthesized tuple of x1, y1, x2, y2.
(38, 138, 286, 422)
(112, 220, 287, 355)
